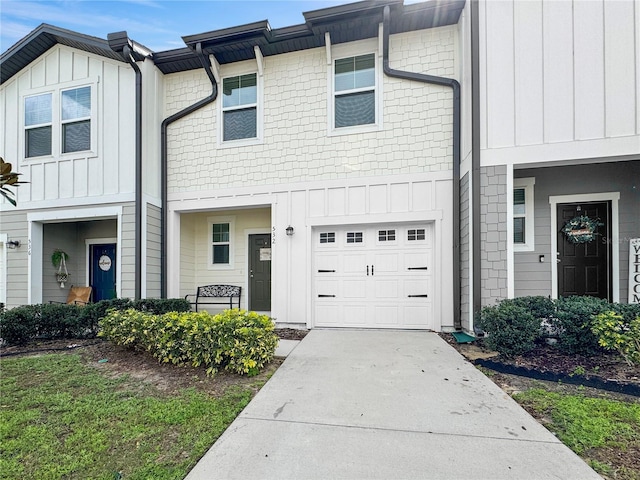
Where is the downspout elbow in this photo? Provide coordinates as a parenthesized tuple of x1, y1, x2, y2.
(160, 42, 218, 298)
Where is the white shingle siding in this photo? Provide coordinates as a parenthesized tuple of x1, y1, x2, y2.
(164, 26, 457, 194)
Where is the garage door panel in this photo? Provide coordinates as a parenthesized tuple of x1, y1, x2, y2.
(373, 305, 400, 327)
(403, 305, 432, 328)
(344, 280, 367, 298)
(344, 305, 368, 325)
(316, 279, 338, 295)
(404, 252, 431, 270)
(372, 253, 399, 273)
(374, 279, 399, 298)
(316, 305, 340, 325)
(404, 279, 430, 297)
(316, 254, 339, 272)
(343, 253, 367, 274)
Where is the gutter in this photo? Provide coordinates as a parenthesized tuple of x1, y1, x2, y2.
(382, 5, 462, 330)
(160, 43, 218, 298)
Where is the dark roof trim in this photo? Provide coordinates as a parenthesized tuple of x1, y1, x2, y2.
(1, 24, 129, 85)
(159, 0, 464, 75)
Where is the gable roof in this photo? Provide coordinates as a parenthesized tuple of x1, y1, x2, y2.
(0, 24, 150, 85)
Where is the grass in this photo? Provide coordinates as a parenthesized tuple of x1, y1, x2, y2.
(513, 389, 640, 478)
(0, 353, 253, 480)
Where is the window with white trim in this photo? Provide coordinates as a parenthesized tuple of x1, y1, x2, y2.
(25, 93, 52, 157)
(23, 84, 94, 159)
(319, 232, 335, 244)
(408, 229, 426, 241)
(61, 87, 91, 153)
(378, 229, 396, 242)
(334, 54, 376, 129)
(208, 216, 235, 268)
(222, 73, 257, 142)
(513, 177, 535, 251)
(346, 232, 363, 243)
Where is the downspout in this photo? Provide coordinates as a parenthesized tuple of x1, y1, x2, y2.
(471, 0, 482, 330)
(122, 45, 143, 301)
(160, 43, 218, 298)
(382, 5, 462, 330)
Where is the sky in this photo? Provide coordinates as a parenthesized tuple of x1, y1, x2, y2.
(0, 0, 350, 54)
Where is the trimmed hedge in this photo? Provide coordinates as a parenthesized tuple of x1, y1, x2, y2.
(99, 309, 278, 376)
(0, 298, 191, 345)
(478, 296, 640, 358)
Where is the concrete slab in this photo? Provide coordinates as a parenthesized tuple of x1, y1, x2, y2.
(274, 339, 299, 357)
(186, 329, 601, 480)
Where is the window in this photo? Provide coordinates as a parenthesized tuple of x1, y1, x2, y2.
(378, 229, 396, 242)
(320, 232, 335, 244)
(25, 93, 52, 157)
(61, 87, 91, 153)
(346, 232, 363, 243)
(513, 177, 535, 251)
(222, 74, 257, 141)
(334, 54, 376, 129)
(211, 223, 230, 264)
(408, 229, 426, 241)
(24, 84, 93, 159)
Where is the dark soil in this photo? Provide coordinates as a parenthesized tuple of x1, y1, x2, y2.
(274, 328, 309, 341)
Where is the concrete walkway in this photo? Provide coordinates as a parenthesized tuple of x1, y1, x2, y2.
(186, 330, 601, 480)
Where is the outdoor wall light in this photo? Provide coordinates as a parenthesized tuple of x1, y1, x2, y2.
(6, 240, 20, 249)
(286, 226, 294, 236)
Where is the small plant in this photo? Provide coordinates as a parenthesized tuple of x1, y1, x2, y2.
(50, 249, 69, 268)
(591, 311, 640, 366)
(570, 365, 586, 377)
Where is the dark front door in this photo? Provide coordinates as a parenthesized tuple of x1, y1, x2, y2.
(249, 234, 271, 311)
(91, 243, 116, 301)
(557, 202, 611, 300)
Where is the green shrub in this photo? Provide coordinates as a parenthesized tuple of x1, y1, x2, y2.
(591, 311, 640, 365)
(0, 298, 189, 346)
(0, 305, 42, 345)
(551, 296, 610, 355)
(99, 309, 278, 376)
(477, 299, 540, 357)
(132, 298, 191, 314)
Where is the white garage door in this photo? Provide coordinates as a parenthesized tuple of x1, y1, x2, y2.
(314, 224, 434, 329)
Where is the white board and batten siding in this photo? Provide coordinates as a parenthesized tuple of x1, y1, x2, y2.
(480, 0, 640, 166)
(0, 45, 138, 210)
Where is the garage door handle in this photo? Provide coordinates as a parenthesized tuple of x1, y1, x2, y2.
(408, 294, 429, 298)
(318, 294, 336, 298)
(408, 267, 428, 270)
(318, 269, 336, 273)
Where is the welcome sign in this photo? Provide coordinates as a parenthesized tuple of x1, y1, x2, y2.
(630, 238, 640, 304)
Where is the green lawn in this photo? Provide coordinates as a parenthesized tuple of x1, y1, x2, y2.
(514, 389, 640, 479)
(0, 353, 254, 480)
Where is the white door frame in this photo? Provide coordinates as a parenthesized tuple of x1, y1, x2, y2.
(0, 233, 7, 305)
(85, 238, 118, 295)
(549, 192, 620, 301)
(244, 228, 271, 312)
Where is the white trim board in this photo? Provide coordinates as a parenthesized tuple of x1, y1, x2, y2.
(549, 192, 620, 302)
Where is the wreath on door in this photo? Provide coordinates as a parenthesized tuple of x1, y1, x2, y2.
(561, 215, 604, 244)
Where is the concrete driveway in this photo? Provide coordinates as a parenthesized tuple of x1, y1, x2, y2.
(186, 329, 601, 480)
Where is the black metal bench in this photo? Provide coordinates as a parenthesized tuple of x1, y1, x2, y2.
(185, 285, 242, 312)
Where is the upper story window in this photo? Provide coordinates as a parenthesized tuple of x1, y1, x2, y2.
(23, 84, 93, 159)
(61, 87, 91, 153)
(513, 177, 535, 252)
(334, 54, 376, 129)
(222, 73, 257, 142)
(25, 93, 52, 157)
